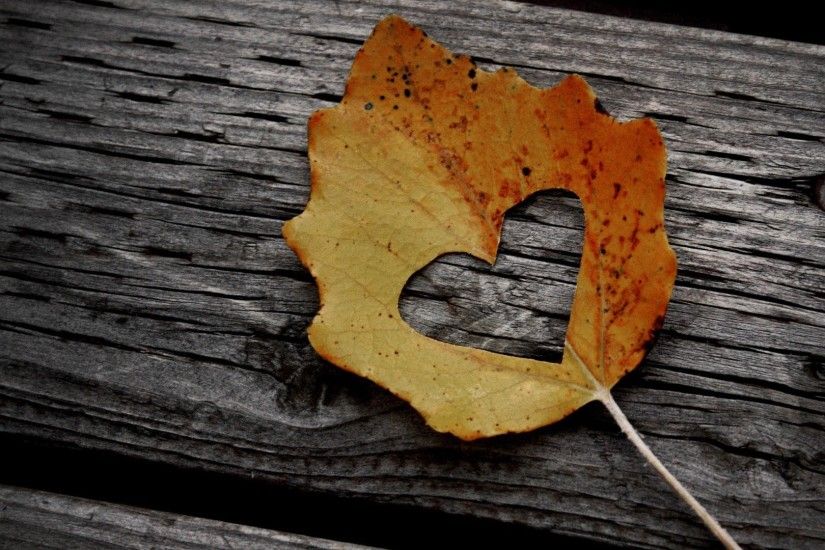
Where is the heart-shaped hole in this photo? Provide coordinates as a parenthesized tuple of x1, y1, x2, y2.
(400, 189, 584, 364)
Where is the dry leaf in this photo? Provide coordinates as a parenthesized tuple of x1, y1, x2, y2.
(283, 15, 677, 440)
(282, 18, 745, 547)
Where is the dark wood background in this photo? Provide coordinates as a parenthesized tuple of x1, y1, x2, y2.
(1, 1, 823, 548)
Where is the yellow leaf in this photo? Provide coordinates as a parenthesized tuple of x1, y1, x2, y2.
(283, 15, 677, 440)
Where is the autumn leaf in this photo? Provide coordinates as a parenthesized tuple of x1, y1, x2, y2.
(284, 15, 738, 547)
(285, 14, 675, 439)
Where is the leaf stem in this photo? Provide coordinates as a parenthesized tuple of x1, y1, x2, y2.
(599, 391, 742, 550)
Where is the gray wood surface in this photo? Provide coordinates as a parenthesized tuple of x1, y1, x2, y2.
(0, 0, 823, 548)
(0, 484, 369, 549)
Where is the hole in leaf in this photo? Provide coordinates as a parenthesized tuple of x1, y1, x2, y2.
(400, 189, 584, 363)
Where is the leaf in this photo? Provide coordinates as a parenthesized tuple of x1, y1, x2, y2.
(285, 17, 742, 548)
(283, 15, 677, 440)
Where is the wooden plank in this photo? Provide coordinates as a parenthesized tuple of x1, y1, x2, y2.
(0, 484, 369, 549)
(0, 0, 823, 548)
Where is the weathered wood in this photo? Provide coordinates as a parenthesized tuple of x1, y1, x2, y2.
(0, 484, 369, 549)
(0, 0, 823, 548)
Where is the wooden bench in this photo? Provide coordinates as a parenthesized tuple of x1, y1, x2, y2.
(1, 1, 823, 547)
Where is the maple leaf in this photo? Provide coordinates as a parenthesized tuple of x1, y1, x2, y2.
(284, 16, 738, 548)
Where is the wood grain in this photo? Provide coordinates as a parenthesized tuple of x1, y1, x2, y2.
(0, 484, 369, 549)
(0, 1, 823, 548)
